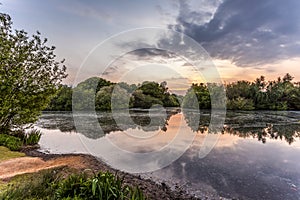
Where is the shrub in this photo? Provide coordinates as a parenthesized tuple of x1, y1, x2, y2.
(24, 129, 42, 145)
(55, 171, 146, 200)
(0, 134, 22, 151)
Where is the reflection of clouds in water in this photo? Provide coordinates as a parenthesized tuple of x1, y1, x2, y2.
(37, 127, 88, 154)
(37, 112, 197, 173)
(148, 137, 300, 200)
(80, 113, 197, 173)
(37, 110, 300, 173)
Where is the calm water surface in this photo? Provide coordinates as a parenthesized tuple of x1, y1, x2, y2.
(36, 109, 300, 200)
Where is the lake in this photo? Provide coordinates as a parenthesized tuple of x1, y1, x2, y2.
(35, 109, 300, 199)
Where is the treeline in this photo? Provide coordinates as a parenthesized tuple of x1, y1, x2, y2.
(226, 73, 300, 110)
(46, 73, 300, 111)
(46, 77, 180, 111)
(182, 73, 300, 110)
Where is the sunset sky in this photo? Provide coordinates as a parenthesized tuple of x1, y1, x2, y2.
(2, 0, 300, 93)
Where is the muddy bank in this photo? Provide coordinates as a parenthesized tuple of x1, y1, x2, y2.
(16, 149, 201, 200)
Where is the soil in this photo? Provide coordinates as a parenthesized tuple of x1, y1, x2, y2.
(0, 149, 200, 200)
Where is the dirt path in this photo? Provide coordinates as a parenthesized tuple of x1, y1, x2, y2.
(0, 156, 87, 179)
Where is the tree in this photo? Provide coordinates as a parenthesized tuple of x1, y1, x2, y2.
(227, 97, 255, 110)
(95, 85, 129, 110)
(129, 81, 179, 109)
(72, 77, 114, 111)
(0, 13, 67, 132)
(46, 85, 72, 111)
(183, 83, 211, 109)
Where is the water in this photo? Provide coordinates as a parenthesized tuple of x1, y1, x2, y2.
(35, 109, 300, 199)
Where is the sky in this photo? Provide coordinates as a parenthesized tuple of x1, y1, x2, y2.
(1, 0, 300, 93)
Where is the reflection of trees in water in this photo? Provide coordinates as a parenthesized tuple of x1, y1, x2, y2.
(37, 109, 180, 139)
(222, 124, 300, 144)
(38, 110, 300, 143)
(36, 112, 76, 132)
(182, 109, 211, 133)
(183, 110, 300, 144)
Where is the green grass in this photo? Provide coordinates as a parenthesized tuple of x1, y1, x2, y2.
(0, 167, 58, 200)
(0, 146, 25, 162)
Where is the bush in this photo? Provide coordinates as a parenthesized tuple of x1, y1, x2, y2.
(0, 129, 41, 151)
(55, 171, 146, 200)
(24, 129, 42, 145)
(0, 134, 22, 151)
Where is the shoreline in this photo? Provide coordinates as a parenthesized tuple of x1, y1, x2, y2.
(21, 148, 200, 200)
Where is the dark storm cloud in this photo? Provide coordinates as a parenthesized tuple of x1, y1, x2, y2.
(170, 0, 300, 66)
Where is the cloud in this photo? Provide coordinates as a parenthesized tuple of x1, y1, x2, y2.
(59, 1, 112, 21)
(176, 0, 222, 26)
(169, 0, 300, 66)
(129, 48, 177, 59)
(182, 62, 192, 66)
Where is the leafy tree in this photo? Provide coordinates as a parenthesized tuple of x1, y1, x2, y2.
(265, 73, 295, 110)
(46, 85, 72, 111)
(226, 80, 253, 100)
(0, 13, 67, 132)
(130, 81, 179, 109)
(288, 82, 300, 110)
(163, 93, 180, 107)
(183, 83, 211, 109)
(138, 81, 164, 99)
(117, 82, 137, 93)
(227, 97, 255, 110)
(131, 89, 163, 109)
(75, 77, 113, 94)
(72, 77, 114, 111)
(95, 85, 114, 111)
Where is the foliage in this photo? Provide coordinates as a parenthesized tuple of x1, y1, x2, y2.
(0, 13, 67, 132)
(0, 134, 22, 151)
(95, 84, 133, 111)
(131, 81, 179, 109)
(23, 129, 41, 145)
(182, 73, 299, 111)
(182, 83, 211, 109)
(71, 78, 179, 111)
(73, 77, 114, 111)
(46, 85, 72, 111)
(54, 171, 145, 200)
(0, 128, 41, 150)
(48, 74, 299, 111)
(0, 169, 146, 200)
(0, 168, 61, 200)
(131, 89, 163, 109)
(227, 97, 255, 110)
(226, 73, 300, 110)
